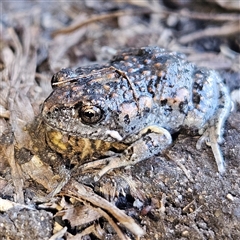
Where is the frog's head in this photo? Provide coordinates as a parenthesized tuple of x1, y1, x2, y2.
(41, 68, 141, 142)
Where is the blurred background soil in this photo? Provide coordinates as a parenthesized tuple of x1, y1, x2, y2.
(0, 1, 240, 240)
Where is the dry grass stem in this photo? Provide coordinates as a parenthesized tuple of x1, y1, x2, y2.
(179, 22, 240, 44)
(63, 179, 145, 238)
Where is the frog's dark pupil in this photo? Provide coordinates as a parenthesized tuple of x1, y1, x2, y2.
(84, 110, 94, 119)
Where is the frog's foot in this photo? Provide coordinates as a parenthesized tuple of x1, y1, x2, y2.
(92, 126, 172, 181)
(196, 125, 225, 174)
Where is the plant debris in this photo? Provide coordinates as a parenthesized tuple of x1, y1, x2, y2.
(0, 1, 239, 239)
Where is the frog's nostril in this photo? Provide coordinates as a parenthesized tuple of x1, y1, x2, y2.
(43, 107, 59, 118)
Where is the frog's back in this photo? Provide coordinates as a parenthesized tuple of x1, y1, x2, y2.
(110, 47, 219, 133)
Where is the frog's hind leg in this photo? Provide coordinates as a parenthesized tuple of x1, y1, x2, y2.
(197, 80, 232, 174)
(213, 81, 232, 144)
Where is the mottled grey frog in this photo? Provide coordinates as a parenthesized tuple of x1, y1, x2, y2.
(41, 47, 231, 180)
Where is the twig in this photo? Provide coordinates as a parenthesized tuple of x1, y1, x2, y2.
(179, 22, 240, 44)
(182, 199, 196, 213)
(0, 198, 35, 212)
(0, 105, 10, 119)
(5, 145, 25, 204)
(52, 10, 143, 37)
(95, 207, 129, 240)
(67, 224, 101, 240)
(177, 9, 240, 21)
(62, 179, 145, 238)
(166, 153, 194, 182)
(49, 226, 67, 240)
(52, 9, 240, 37)
(159, 193, 167, 214)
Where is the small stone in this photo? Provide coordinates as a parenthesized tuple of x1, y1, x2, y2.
(214, 209, 222, 217)
(182, 230, 189, 237)
(133, 199, 143, 208)
(226, 193, 234, 201)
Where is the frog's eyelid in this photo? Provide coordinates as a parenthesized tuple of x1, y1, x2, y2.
(53, 67, 131, 87)
(52, 70, 108, 86)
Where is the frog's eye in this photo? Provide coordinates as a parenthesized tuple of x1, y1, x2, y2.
(79, 106, 103, 124)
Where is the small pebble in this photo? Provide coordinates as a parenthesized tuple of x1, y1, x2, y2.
(226, 193, 234, 201)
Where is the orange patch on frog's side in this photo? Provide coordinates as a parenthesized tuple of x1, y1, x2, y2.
(159, 88, 190, 110)
(119, 102, 138, 120)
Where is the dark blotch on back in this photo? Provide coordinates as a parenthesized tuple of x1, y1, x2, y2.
(161, 99, 168, 106)
(192, 93, 201, 105)
(124, 114, 130, 124)
(179, 100, 189, 114)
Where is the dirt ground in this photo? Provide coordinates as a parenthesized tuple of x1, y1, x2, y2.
(0, 1, 240, 240)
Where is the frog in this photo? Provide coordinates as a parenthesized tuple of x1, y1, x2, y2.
(41, 46, 232, 181)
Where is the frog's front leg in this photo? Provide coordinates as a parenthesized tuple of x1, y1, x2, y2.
(93, 126, 172, 181)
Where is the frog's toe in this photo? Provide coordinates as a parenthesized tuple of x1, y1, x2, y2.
(196, 131, 210, 149)
(197, 127, 225, 174)
(94, 156, 128, 181)
(210, 141, 225, 174)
